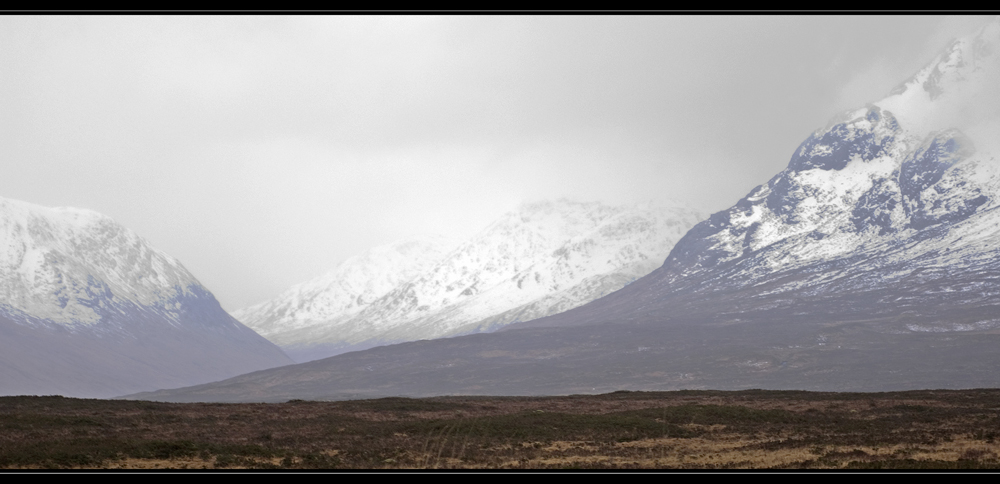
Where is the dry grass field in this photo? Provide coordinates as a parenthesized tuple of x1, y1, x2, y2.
(3, 389, 1000, 469)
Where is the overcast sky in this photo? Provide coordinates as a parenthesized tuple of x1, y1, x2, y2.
(0, 15, 994, 312)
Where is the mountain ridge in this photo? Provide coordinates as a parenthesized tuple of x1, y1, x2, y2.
(235, 198, 705, 362)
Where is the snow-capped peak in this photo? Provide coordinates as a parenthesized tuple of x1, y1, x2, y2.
(0, 195, 293, 398)
(877, 17, 1000, 143)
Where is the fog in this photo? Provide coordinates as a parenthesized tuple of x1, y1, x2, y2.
(0, 15, 992, 311)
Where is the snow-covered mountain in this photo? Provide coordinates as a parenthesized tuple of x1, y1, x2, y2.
(511, 19, 1000, 333)
(0, 196, 292, 398)
(235, 199, 704, 362)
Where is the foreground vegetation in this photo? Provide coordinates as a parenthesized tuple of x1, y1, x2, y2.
(2, 389, 1000, 469)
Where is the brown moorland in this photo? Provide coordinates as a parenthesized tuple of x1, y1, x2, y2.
(2, 389, 1000, 469)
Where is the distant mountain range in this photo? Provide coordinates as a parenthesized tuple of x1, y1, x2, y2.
(0, 197, 292, 398)
(127, 18, 1000, 403)
(234, 200, 705, 362)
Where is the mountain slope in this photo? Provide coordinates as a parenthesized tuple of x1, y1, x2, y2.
(0, 196, 293, 398)
(232, 236, 461, 362)
(234, 200, 704, 362)
(128, 19, 1000, 403)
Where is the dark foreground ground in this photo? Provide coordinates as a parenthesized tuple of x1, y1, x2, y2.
(3, 389, 1000, 470)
